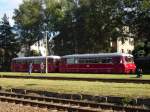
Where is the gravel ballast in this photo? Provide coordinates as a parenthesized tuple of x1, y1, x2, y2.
(0, 101, 59, 112)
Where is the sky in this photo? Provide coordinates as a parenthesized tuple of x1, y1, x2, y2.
(0, 0, 23, 25)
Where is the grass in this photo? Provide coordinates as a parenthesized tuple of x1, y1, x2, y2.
(0, 72, 150, 79)
(0, 78, 150, 98)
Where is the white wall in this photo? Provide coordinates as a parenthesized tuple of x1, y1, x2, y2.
(30, 39, 46, 56)
(17, 39, 46, 57)
(117, 37, 134, 54)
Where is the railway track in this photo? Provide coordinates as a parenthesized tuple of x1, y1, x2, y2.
(0, 75, 150, 84)
(0, 91, 149, 112)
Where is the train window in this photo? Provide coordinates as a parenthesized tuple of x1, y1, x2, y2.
(15, 60, 18, 63)
(20, 60, 24, 64)
(74, 58, 78, 64)
(19, 60, 21, 64)
(106, 58, 112, 63)
(67, 58, 74, 64)
(112, 57, 122, 64)
(33, 59, 41, 64)
(53, 59, 56, 63)
(27, 60, 32, 64)
(88, 58, 97, 63)
(72, 57, 113, 64)
(26, 60, 29, 64)
(42, 59, 46, 64)
(61, 58, 66, 64)
(16, 60, 21, 64)
(77, 57, 111, 64)
(125, 56, 134, 63)
(102, 58, 112, 63)
(78, 58, 82, 63)
(48, 59, 53, 63)
(96, 58, 102, 63)
(78, 58, 87, 64)
(98, 58, 112, 64)
(108, 58, 113, 63)
(12, 60, 16, 64)
(101, 58, 106, 63)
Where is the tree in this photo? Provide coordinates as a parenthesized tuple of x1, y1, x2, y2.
(30, 50, 41, 56)
(13, 0, 150, 56)
(13, 0, 44, 56)
(123, 0, 150, 56)
(132, 41, 145, 58)
(0, 14, 20, 71)
(52, 0, 124, 55)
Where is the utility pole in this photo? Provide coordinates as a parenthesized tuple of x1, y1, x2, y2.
(40, 0, 48, 73)
(45, 31, 48, 73)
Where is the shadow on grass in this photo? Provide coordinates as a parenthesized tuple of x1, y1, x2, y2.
(129, 76, 143, 79)
(26, 84, 37, 86)
(129, 76, 137, 78)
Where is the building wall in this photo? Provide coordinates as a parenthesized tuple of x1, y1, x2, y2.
(17, 39, 46, 57)
(117, 37, 134, 54)
(111, 26, 134, 54)
(30, 39, 46, 56)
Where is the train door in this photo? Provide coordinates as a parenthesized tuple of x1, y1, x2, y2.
(53, 59, 59, 72)
(112, 56, 124, 73)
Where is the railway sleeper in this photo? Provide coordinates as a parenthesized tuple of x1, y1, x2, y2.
(0, 96, 149, 112)
(0, 91, 150, 112)
(0, 92, 147, 110)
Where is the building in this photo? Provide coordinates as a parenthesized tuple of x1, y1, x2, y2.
(111, 37, 134, 54)
(110, 26, 134, 54)
(18, 39, 46, 57)
(30, 39, 46, 56)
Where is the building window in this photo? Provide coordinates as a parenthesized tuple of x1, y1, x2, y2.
(122, 49, 124, 53)
(129, 38, 134, 45)
(128, 50, 132, 54)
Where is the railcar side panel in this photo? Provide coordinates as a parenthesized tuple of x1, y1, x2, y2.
(59, 53, 136, 74)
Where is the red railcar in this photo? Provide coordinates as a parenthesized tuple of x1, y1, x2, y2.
(11, 56, 60, 73)
(59, 53, 136, 74)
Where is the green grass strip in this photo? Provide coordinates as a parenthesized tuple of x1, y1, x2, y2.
(0, 78, 150, 98)
(0, 72, 150, 79)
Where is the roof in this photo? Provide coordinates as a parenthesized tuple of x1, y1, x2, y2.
(13, 55, 61, 60)
(135, 56, 150, 61)
(62, 53, 133, 58)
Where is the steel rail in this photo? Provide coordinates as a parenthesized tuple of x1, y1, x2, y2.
(0, 91, 149, 112)
(0, 96, 100, 112)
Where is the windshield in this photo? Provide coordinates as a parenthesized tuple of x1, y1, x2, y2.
(125, 56, 134, 63)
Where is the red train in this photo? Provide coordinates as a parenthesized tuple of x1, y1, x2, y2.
(11, 53, 136, 74)
(11, 56, 60, 72)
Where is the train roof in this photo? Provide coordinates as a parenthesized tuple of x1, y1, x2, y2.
(62, 53, 133, 58)
(135, 56, 150, 60)
(12, 55, 61, 60)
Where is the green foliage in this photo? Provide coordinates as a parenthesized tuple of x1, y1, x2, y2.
(121, 97, 133, 106)
(53, 0, 124, 55)
(0, 14, 20, 71)
(123, 0, 150, 39)
(133, 41, 150, 58)
(140, 0, 150, 11)
(13, 0, 44, 56)
(30, 50, 41, 56)
(121, 0, 150, 56)
(13, 0, 150, 56)
(132, 41, 144, 57)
